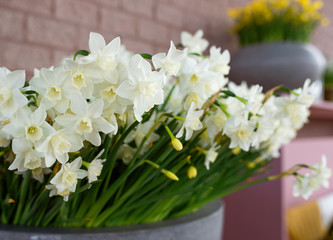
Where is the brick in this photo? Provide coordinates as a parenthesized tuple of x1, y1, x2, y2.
(0, 0, 52, 15)
(168, 29, 181, 45)
(138, 20, 169, 45)
(55, 0, 99, 27)
(101, 9, 137, 37)
(168, 0, 202, 15)
(198, 1, 226, 20)
(27, 16, 79, 50)
(156, 3, 183, 27)
(207, 19, 228, 42)
(227, 0, 252, 8)
(182, 12, 208, 33)
(0, 40, 52, 73)
(86, 0, 120, 8)
(78, 27, 99, 50)
(52, 49, 75, 65)
(154, 44, 170, 54)
(0, 8, 24, 40)
(121, 37, 155, 54)
(121, 0, 154, 18)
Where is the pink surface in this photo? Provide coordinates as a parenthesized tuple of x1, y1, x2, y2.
(281, 137, 333, 240)
(282, 137, 333, 209)
(222, 101, 333, 240)
(223, 160, 283, 240)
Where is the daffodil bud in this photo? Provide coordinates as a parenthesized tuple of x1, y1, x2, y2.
(161, 169, 179, 181)
(172, 138, 183, 151)
(232, 147, 241, 155)
(187, 166, 197, 179)
(246, 162, 255, 169)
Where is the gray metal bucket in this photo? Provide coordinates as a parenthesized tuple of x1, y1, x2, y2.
(0, 200, 224, 240)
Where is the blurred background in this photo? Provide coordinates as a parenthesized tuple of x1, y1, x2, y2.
(0, 0, 331, 77)
(1, 0, 333, 239)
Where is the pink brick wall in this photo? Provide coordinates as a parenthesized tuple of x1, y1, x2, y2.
(0, 0, 331, 79)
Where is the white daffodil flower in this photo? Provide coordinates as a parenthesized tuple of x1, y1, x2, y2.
(63, 58, 103, 99)
(179, 59, 220, 101)
(181, 29, 209, 54)
(2, 105, 51, 142)
(0, 121, 12, 147)
(82, 32, 121, 83)
(50, 157, 87, 200)
(176, 102, 204, 141)
(293, 174, 315, 200)
(117, 144, 137, 165)
(204, 107, 227, 141)
(152, 41, 186, 76)
(312, 155, 332, 188)
(293, 156, 332, 200)
(9, 138, 44, 171)
(223, 115, 256, 151)
(117, 54, 165, 122)
(55, 93, 115, 146)
(205, 144, 219, 170)
(36, 129, 83, 167)
(250, 114, 275, 149)
(0, 67, 28, 120)
(94, 81, 129, 115)
(274, 96, 310, 130)
(87, 150, 106, 183)
(294, 79, 315, 107)
(29, 67, 73, 114)
(209, 46, 231, 76)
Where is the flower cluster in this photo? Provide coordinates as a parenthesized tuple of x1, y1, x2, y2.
(293, 155, 332, 199)
(0, 29, 329, 223)
(228, 0, 328, 46)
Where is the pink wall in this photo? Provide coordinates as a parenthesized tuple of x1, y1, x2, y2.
(0, 0, 333, 79)
(223, 103, 333, 240)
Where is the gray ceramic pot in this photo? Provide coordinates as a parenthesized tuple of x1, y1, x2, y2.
(229, 42, 326, 94)
(0, 200, 223, 240)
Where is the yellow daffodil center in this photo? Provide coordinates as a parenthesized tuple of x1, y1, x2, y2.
(100, 85, 117, 102)
(25, 125, 43, 141)
(72, 72, 87, 89)
(77, 118, 93, 135)
(62, 169, 77, 187)
(189, 74, 199, 85)
(46, 86, 61, 101)
(237, 129, 251, 142)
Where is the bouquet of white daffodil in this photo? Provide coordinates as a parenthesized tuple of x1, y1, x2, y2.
(0, 30, 330, 227)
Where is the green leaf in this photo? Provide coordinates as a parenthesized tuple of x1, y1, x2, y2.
(188, 52, 201, 57)
(73, 50, 90, 61)
(140, 53, 152, 60)
(221, 90, 236, 97)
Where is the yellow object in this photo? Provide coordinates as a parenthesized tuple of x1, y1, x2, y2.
(232, 147, 241, 155)
(288, 201, 326, 240)
(187, 166, 198, 179)
(171, 138, 183, 151)
(161, 169, 179, 181)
